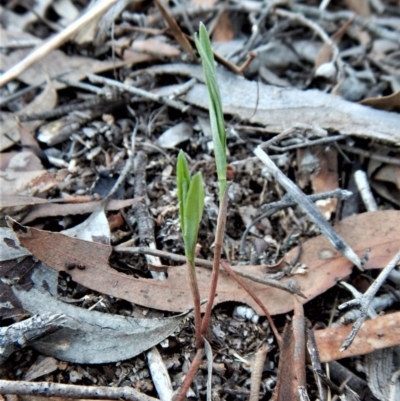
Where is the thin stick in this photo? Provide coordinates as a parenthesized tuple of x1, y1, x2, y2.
(87, 73, 189, 112)
(220, 260, 282, 347)
(254, 146, 363, 270)
(201, 189, 228, 336)
(115, 246, 304, 297)
(338, 251, 400, 351)
(0, 0, 120, 87)
(249, 344, 269, 401)
(0, 380, 157, 401)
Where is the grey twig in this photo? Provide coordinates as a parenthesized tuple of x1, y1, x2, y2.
(268, 135, 347, 152)
(240, 189, 353, 254)
(340, 145, 400, 167)
(338, 251, 400, 351)
(87, 74, 189, 112)
(132, 151, 166, 280)
(254, 146, 363, 270)
(0, 380, 158, 401)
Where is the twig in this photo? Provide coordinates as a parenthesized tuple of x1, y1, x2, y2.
(0, 380, 158, 401)
(275, 8, 342, 77)
(292, 3, 400, 43)
(254, 146, 363, 270)
(201, 189, 228, 336)
(249, 343, 269, 401)
(240, 189, 353, 254)
(268, 135, 347, 152)
(115, 246, 304, 296)
(293, 299, 307, 394)
(147, 347, 173, 401)
(340, 144, 400, 166)
(87, 74, 189, 112)
(338, 251, 400, 351)
(307, 329, 327, 401)
(132, 151, 166, 281)
(18, 96, 122, 122)
(0, 0, 120, 87)
(220, 260, 282, 347)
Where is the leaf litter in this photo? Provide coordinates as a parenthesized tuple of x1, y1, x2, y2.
(1, 0, 400, 399)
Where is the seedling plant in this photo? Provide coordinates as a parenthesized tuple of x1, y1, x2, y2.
(175, 22, 229, 400)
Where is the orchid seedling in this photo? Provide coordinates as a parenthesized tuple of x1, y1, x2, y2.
(194, 22, 229, 336)
(176, 150, 205, 349)
(175, 23, 230, 401)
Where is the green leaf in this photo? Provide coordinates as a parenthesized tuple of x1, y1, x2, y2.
(194, 22, 227, 198)
(176, 150, 190, 235)
(176, 151, 205, 263)
(183, 172, 205, 263)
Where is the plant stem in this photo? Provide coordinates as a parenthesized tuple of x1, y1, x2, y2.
(220, 260, 283, 347)
(174, 348, 205, 401)
(187, 259, 203, 350)
(201, 188, 228, 336)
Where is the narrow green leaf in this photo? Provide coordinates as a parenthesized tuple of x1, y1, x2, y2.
(183, 172, 205, 263)
(194, 22, 227, 198)
(176, 150, 191, 234)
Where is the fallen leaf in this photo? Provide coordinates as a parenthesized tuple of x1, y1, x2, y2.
(314, 312, 400, 362)
(8, 210, 400, 315)
(315, 17, 355, 68)
(154, 0, 195, 58)
(0, 80, 57, 151)
(132, 39, 181, 58)
(212, 12, 234, 42)
(344, 0, 371, 18)
(0, 171, 59, 197)
(156, 122, 193, 148)
(0, 46, 126, 89)
(360, 90, 400, 112)
(274, 299, 307, 400)
(297, 146, 339, 219)
(11, 263, 189, 364)
(171, 64, 400, 144)
(21, 198, 140, 224)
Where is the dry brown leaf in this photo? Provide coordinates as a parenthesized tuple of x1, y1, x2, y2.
(360, 90, 400, 112)
(273, 300, 307, 400)
(344, 0, 371, 18)
(314, 312, 400, 362)
(315, 17, 355, 68)
(273, 324, 296, 400)
(0, 80, 57, 151)
(132, 39, 181, 58)
(0, 171, 59, 197)
(297, 146, 339, 219)
(21, 198, 140, 224)
(212, 12, 234, 42)
(0, 47, 126, 89)
(8, 210, 400, 316)
(154, 0, 195, 58)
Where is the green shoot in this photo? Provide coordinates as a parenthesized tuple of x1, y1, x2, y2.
(176, 150, 205, 265)
(176, 150, 205, 350)
(194, 22, 227, 200)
